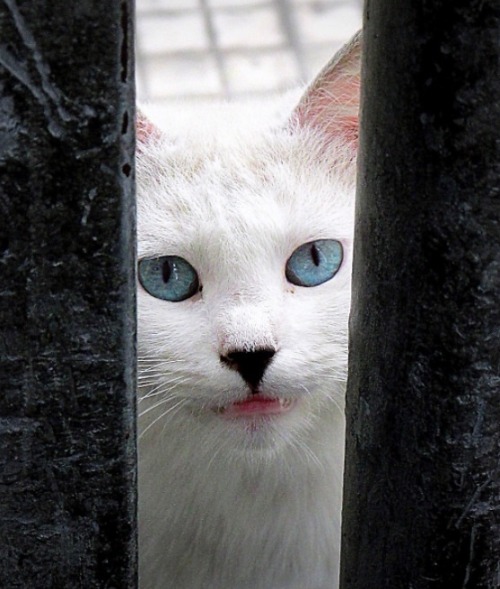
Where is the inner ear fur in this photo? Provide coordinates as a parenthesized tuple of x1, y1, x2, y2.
(292, 30, 362, 147)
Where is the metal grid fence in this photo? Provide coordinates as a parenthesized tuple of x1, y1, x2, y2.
(136, 0, 362, 105)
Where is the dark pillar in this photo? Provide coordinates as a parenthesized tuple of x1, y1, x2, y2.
(0, 1, 136, 587)
(341, 2, 500, 588)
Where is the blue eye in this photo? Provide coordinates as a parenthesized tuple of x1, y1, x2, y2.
(286, 240, 343, 287)
(138, 256, 200, 302)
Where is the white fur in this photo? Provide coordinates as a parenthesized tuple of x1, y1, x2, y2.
(138, 33, 360, 589)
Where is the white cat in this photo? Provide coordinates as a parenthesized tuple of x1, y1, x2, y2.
(137, 31, 361, 589)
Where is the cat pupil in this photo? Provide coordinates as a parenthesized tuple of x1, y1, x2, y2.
(162, 260, 171, 283)
(311, 244, 321, 267)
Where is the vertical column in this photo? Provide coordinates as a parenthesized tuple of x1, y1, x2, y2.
(341, 2, 500, 588)
(0, 1, 136, 587)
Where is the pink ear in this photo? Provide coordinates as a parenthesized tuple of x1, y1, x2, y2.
(292, 31, 362, 149)
(137, 110, 160, 150)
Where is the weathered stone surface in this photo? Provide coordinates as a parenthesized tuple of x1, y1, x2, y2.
(0, 1, 136, 587)
(341, 2, 500, 588)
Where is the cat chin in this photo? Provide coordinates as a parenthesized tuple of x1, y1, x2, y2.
(191, 396, 320, 459)
(211, 421, 304, 461)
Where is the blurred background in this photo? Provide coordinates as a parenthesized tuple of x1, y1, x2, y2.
(136, 0, 362, 118)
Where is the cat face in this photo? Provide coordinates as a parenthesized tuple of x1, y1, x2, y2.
(137, 33, 361, 459)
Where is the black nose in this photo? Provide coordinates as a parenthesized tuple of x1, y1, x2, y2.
(220, 348, 276, 389)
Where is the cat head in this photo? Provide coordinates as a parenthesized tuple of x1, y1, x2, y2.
(136, 32, 362, 462)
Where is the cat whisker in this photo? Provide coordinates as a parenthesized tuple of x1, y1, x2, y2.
(323, 375, 347, 385)
(138, 374, 194, 389)
(137, 362, 187, 374)
(288, 431, 324, 471)
(138, 355, 188, 360)
(299, 383, 314, 397)
(298, 381, 344, 417)
(138, 373, 166, 382)
(204, 437, 230, 473)
(138, 373, 177, 386)
(325, 394, 345, 416)
(139, 376, 191, 404)
(138, 378, 172, 400)
(140, 371, 192, 387)
(139, 396, 174, 419)
(318, 369, 347, 380)
(139, 397, 190, 440)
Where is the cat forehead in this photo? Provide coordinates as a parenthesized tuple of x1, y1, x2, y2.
(137, 94, 355, 187)
(138, 122, 354, 204)
(138, 142, 352, 246)
(137, 105, 355, 261)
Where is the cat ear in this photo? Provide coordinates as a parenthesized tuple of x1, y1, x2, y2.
(137, 109, 160, 151)
(292, 30, 362, 149)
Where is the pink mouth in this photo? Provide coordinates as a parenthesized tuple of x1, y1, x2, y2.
(215, 394, 296, 417)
